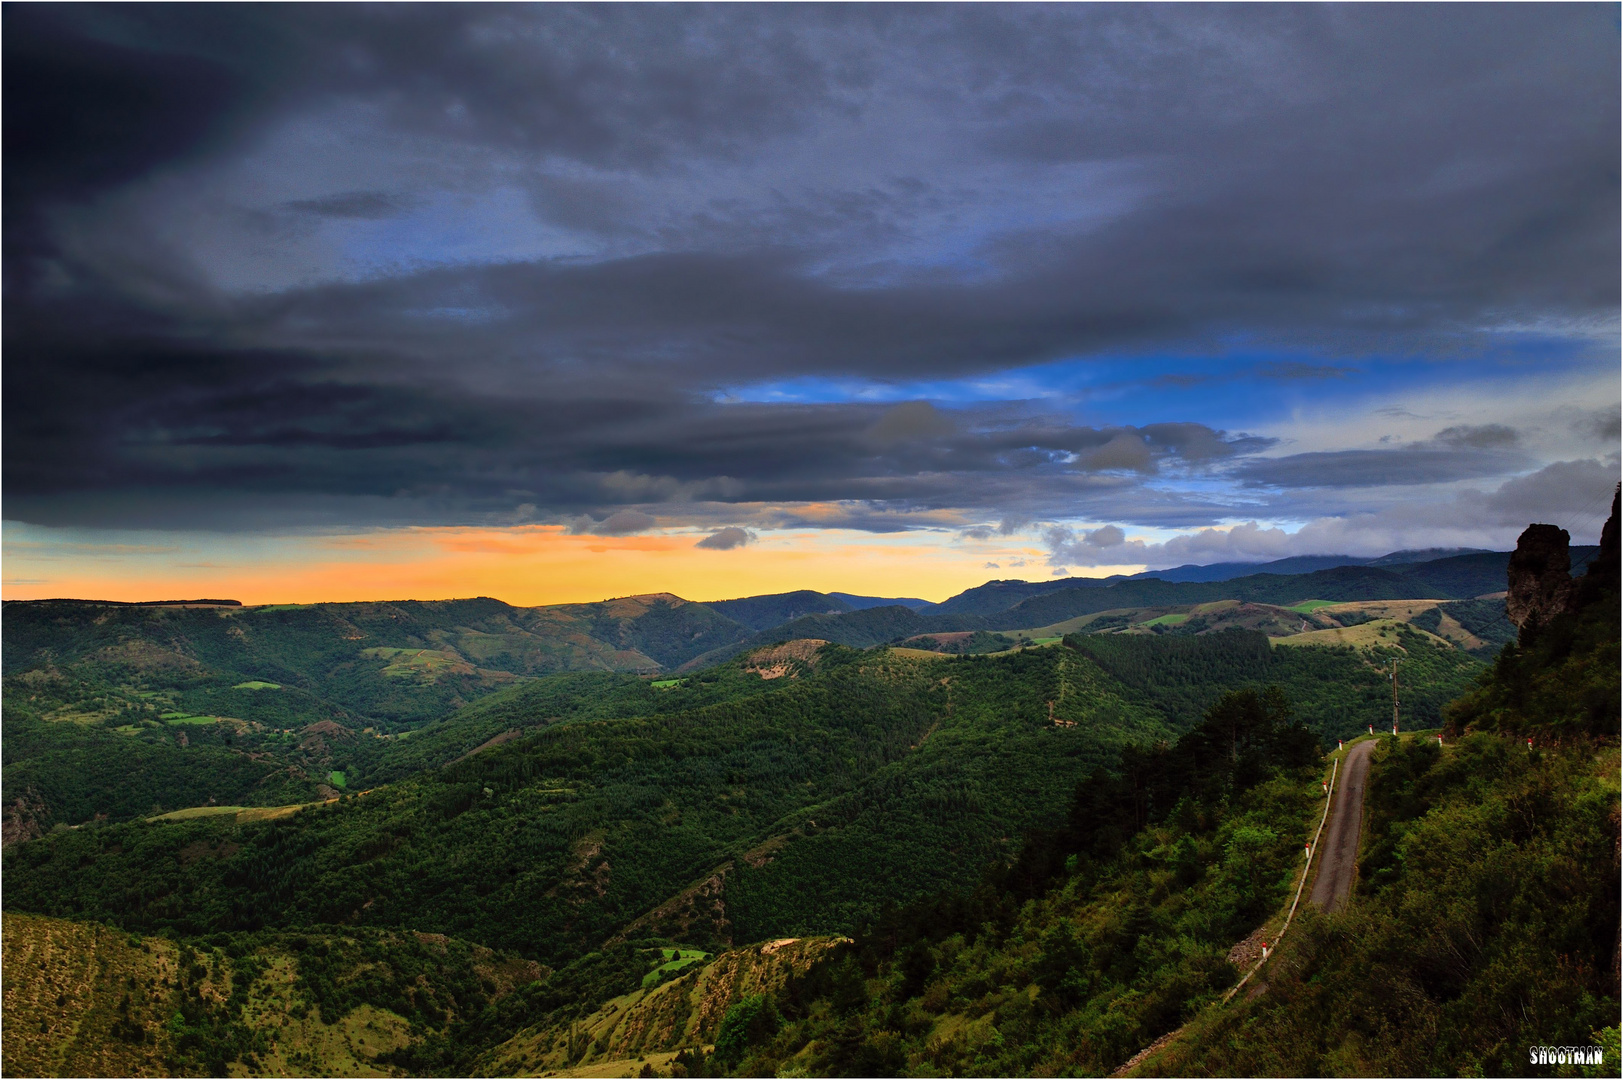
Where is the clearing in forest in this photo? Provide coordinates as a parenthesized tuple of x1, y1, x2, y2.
(1272, 618, 1449, 651)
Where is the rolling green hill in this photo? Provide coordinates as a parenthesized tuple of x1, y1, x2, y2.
(2, 625, 1487, 968)
(0, 645, 1155, 964)
(3, 555, 1513, 845)
(699, 560, 1522, 671)
(1, 594, 762, 835)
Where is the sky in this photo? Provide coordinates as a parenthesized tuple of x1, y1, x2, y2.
(4, 4, 1619, 606)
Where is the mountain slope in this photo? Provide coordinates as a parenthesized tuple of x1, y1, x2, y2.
(579, 687, 1331, 1078)
(702, 591, 855, 631)
(1129, 504, 1621, 1076)
(0, 911, 544, 1078)
(1, 595, 761, 833)
(8, 646, 1150, 967)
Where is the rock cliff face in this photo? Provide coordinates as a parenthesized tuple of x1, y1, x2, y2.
(1506, 484, 1621, 631)
(1589, 485, 1619, 584)
(1506, 524, 1576, 629)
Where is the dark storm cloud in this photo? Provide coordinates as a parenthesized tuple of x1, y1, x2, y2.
(1234, 446, 1529, 490)
(1231, 421, 1529, 493)
(1435, 424, 1519, 450)
(4, 4, 1616, 531)
(285, 192, 410, 220)
(0, 313, 1265, 527)
(3, 5, 246, 289)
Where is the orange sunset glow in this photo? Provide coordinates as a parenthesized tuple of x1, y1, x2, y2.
(1, 524, 1144, 608)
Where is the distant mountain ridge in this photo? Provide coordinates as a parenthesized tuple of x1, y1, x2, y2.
(679, 548, 1573, 666)
(10, 546, 1577, 691)
(1115, 547, 1494, 584)
(827, 591, 936, 611)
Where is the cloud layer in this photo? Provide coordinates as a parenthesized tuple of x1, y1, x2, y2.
(4, 5, 1617, 563)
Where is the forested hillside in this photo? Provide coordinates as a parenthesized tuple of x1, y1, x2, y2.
(2, 594, 766, 836)
(3, 646, 1157, 965)
(565, 688, 1333, 1077)
(9, 538, 1594, 1079)
(1137, 525, 1621, 1075)
(1067, 625, 1482, 738)
(715, 553, 1529, 659)
(5, 554, 1501, 839)
(621, 514, 1618, 1078)
(1, 910, 545, 1077)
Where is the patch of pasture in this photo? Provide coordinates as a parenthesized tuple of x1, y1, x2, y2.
(232, 680, 282, 690)
(1005, 609, 1142, 640)
(651, 679, 683, 689)
(642, 948, 710, 987)
(148, 805, 250, 822)
(1272, 617, 1450, 651)
(147, 802, 314, 824)
(360, 646, 472, 682)
(886, 647, 949, 660)
(1139, 613, 1191, 627)
(44, 710, 109, 726)
(1287, 600, 1340, 613)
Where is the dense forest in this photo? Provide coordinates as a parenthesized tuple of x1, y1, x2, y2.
(440, 689, 1330, 1078)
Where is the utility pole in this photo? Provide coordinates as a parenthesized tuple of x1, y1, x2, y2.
(1388, 659, 1401, 735)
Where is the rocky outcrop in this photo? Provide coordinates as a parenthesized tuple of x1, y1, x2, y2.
(2, 786, 51, 848)
(1507, 484, 1621, 632)
(1506, 524, 1576, 630)
(1571, 484, 1621, 610)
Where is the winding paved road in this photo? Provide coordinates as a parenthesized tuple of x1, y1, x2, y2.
(1309, 738, 1376, 912)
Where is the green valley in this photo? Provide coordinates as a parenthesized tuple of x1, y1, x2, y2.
(2, 532, 1614, 1077)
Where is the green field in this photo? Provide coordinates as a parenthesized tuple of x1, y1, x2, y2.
(651, 679, 683, 689)
(232, 680, 282, 690)
(1288, 599, 1339, 613)
(641, 948, 710, 987)
(1139, 612, 1191, 627)
(146, 805, 251, 822)
(328, 770, 346, 789)
(161, 714, 222, 725)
